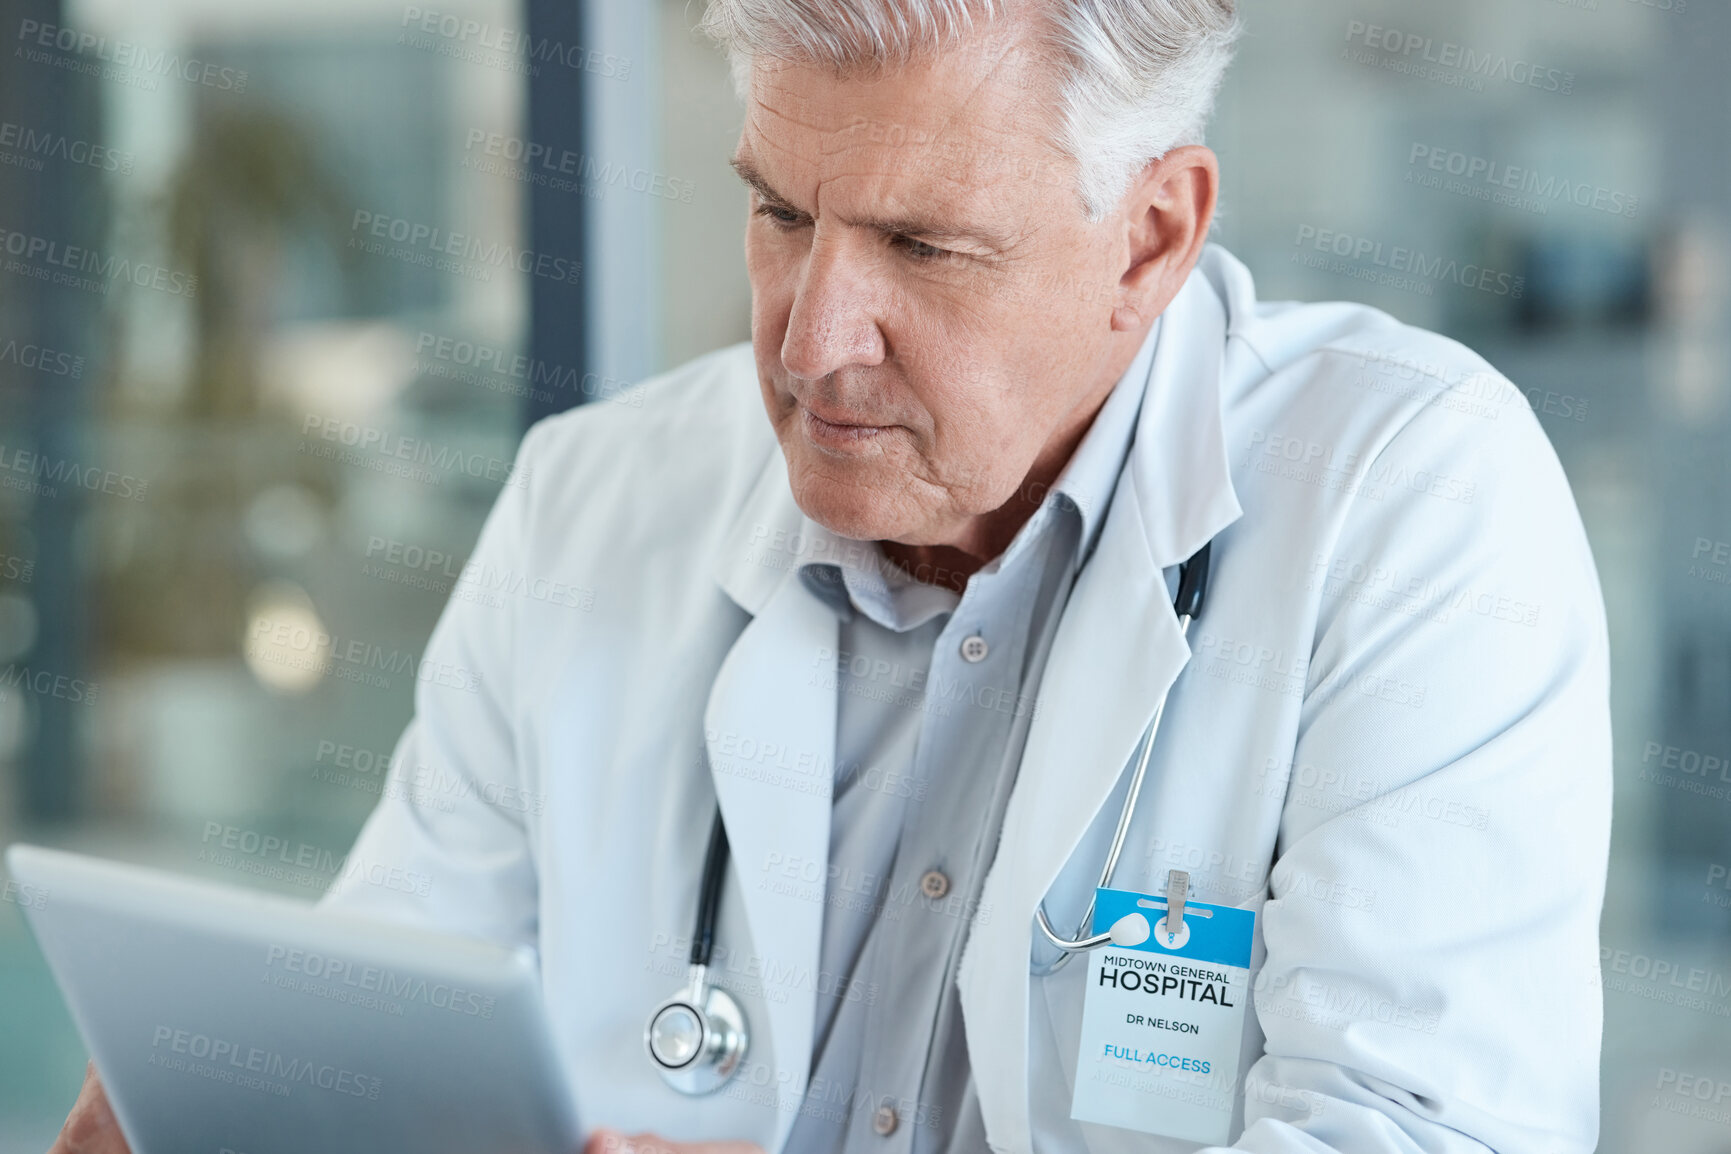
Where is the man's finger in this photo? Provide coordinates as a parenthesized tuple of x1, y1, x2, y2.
(583, 1128, 629, 1154)
(582, 1130, 765, 1154)
(49, 1062, 130, 1154)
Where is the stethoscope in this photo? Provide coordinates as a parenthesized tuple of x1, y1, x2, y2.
(644, 808, 749, 1093)
(645, 542, 1213, 1094)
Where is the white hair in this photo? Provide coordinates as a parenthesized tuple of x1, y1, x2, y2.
(700, 0, 1242, 219)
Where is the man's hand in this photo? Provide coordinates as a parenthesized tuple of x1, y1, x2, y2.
(48, 1063, 130, 1153)
(583, 1128, 766, 1154)
(48, 1074, 770, 1154)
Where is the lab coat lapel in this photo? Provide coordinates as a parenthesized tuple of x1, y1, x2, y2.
(957, 264, 1243, 1154)
(706, 450, 838, 1152)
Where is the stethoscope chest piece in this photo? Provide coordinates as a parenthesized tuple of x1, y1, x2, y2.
(647, 810, 749, 1094)
(645, 964, 747, 1094)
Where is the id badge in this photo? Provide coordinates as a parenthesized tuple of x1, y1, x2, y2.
(1070, 886, 1255, 1145)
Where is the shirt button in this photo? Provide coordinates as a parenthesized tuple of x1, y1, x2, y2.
(872, 1104, 899, 1136)
(959, 634, 989, 663)
(920, 869, 950, 899)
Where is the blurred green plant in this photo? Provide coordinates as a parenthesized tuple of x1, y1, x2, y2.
(104, 103, 356, 658)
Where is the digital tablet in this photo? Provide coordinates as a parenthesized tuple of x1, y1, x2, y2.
(6, 843, 581, 1154)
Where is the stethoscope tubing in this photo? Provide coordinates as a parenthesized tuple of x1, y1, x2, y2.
(691, 808, 730, 968)
(1033, 614, 1191, 954)
(651, 541, 1213, 1087)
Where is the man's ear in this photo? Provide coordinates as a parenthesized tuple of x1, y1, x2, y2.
(1111, 145, 1220, 331)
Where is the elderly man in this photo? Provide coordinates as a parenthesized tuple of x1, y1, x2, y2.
(53, 1, 1610, 1152)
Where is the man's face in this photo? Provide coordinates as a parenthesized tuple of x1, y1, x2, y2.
(737, 22, 1136, 546)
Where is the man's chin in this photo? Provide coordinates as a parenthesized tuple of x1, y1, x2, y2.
(785, 473, 919, 545)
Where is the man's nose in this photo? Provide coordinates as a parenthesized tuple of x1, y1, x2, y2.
(780, 234, 886, 381)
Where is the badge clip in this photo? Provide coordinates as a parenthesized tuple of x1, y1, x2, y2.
(1166, 870, 1189, 934)
(1136, 869, 1212, 937)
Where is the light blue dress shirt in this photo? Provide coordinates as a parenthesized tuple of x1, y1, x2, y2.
(783, 322, 1161, 1154)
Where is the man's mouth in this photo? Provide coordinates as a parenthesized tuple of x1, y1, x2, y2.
(800, 404, 891, 446)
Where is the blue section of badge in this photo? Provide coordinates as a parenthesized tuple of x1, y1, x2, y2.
(1090, 887, 1254, 969)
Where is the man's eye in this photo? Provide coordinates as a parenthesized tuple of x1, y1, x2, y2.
(894, 236, 950, 262)
(756, 204, 805, 228)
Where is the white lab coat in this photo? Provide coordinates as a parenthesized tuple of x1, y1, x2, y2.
(323, 245, 1611, 1154)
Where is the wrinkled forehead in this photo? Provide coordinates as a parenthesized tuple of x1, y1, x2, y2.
(739, 26, 1071, 212)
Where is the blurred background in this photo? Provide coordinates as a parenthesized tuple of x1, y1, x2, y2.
(0, 0, 1724, 1148)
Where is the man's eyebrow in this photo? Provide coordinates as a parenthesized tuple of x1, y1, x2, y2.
(850, 209, 1016, 252)
(730, 155, 793, 207)
(729, 153, 1017, 253)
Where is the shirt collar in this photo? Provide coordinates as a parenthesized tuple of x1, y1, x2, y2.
(714, 245, 1244, 618)
(796, 540, 958, 630)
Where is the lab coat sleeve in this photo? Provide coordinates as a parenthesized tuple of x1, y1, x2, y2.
(1216, 395, 1611, 1153)
(316, 418, 554, 950)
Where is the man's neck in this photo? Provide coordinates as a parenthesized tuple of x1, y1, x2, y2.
(878, 385, 1110, 595)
